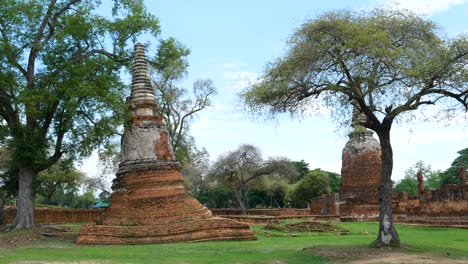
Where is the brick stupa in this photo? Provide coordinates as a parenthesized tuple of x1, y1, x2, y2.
(339, 109, 382, 219)
(78, 43, 256, 245)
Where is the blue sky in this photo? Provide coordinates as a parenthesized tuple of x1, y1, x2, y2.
(81, 0, 468, 182)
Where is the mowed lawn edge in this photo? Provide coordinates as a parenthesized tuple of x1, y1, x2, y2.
(0, 222, 467, 264)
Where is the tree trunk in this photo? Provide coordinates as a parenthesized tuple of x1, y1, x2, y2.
(14, 168, 36, 229)
(0, 192, 5, 225)
(235, 189, 247, 215)
(375, 130, 400, 247)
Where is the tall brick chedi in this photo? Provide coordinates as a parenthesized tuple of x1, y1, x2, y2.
(339, 110, 382, 219)
(78, 44, 255, 245)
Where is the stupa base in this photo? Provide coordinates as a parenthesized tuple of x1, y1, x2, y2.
(77, 217, 256, 245)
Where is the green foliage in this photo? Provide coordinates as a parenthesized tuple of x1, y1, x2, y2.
(194, 187, 235, 208)
(152, 37, 190, 79)
(245, 190, 270, 208)
(98, 191, 111, 204)
(440, 148, 468, 186)
(0, 148, 17, 199)
(402, 160, 442, 190)
(292, 160, 310, 182)
(0, 0, 165, 226)
(247, 178, 290, 208)
(71, 191, 96, 209)
(36, 163, 85, 205)
(0, 0, 160, 171)
(240, 8, 467, 245)
(290, 169, 331, 208)
(395, 177, 418, 196)
(150, 38, 216, 167)
(208, 144, 298, 212)
(327, 172, 341, 193)
(241, 8, 467, 126)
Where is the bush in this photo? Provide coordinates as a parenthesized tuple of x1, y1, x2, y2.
(289, 169, 331, 208)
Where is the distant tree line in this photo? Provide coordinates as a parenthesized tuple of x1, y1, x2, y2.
(182, 144, 341, 214)
(395, 148, 468, 195)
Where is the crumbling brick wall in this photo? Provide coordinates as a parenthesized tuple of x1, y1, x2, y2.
(309, 193, 339, 215)
(339, 131, 382, 219)
(4, 208, 104, 224)
(394, 178, 468, 216)
(209, 208, 310, 216)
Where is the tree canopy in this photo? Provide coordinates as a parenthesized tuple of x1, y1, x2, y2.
(150, 37, 217, 165)
(289, 169, 331, 208)
(208, 144, 298, 213)
(241, 8, 467, 247)
(440, 148, 468, 185)
(0, 0, 161, 228)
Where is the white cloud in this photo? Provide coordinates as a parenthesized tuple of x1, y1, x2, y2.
(382, 0, 467, 15)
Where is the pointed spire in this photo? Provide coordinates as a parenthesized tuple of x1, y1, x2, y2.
(349, 103, 372, 139)
(130, 43, 157, 116)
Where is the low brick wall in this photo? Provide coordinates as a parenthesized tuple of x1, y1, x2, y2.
(210, 208, 310, 216)
(309, 193, 339, 215)
(221, 215, 339, 225)
(4, 208, 104, 224)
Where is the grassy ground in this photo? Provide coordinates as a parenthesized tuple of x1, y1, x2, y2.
(0, 222, 467, 264)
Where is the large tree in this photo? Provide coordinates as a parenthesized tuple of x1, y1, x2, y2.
(241, 9, 467, 246)
(209, 144, 297, 214)
(36, 163, 84, 205)
(400, 160, 441, 191)
(150, 38, 217, 165)
(290, 169, 331, 208)
(0, 0, 160, 228)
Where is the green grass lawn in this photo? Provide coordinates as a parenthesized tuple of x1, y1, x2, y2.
(0, 222, 467, 264)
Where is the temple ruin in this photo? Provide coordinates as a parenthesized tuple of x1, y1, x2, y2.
(339, 123, 382, 219)
(77, 43, 255, 245)
(309, 112, 468, 224)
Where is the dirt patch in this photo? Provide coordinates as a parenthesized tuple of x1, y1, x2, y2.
(264, 221, 349, 234)
(0, 224, 78, 248)
(304, 246, 468, 264)
(348, 253, 468, 264)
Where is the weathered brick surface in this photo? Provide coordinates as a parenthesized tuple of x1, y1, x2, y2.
(339, 131, 382, 219)
(78, 162, 256, 245)
(217, 215, 338, 225)
(392, 169, 468, 219)
(80, 43, 256, 245)
(309, 193, 339, 215)
(4, 208, 103, 224)
(210, 208, 310, 216)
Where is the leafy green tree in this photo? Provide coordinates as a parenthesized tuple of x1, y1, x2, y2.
(327, 171, 341, 193)
(395, 177, 418, 195)
(402, 160, 442, 190)
(292, 160, 310, 182)
(209, 144, 297, 214)
(72, 190, 96, 209)
(440, 148, 468, 186)
(426, 172, 442, 189)
(36, 163, 84, 205)
(245, 177, 290, 208)
(150, 38, 217, 166)
(0, 147, 16, 225)
(289, 169, 331, 208)
(264, 179, 289, 208)
(0, 0, 161, 228)
(241, 9, 467, 246)
(195, 186, 235, 208)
